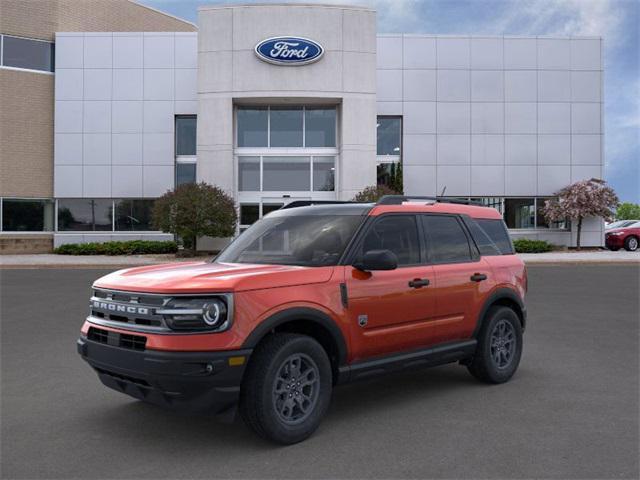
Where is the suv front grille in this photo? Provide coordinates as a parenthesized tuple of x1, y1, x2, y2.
(88, 326, 147, 351)
(89, 288, 170, 332)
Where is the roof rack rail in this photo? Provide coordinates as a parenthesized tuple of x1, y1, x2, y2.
(376, 195, 481, 206)
(280, 200, 360, 210)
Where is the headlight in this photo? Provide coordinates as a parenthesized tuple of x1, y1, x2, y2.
(609, 231, 624, 236)
(158, 296, 231, 332)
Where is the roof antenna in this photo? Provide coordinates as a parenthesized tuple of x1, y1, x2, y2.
(439, 186, 447, 197)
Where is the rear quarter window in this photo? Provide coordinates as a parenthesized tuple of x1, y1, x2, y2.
(469, 218, 515, 255)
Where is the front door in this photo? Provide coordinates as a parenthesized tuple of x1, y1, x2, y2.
(345, 214, 438, 360)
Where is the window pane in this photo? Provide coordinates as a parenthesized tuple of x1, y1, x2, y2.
(57, 199, 112, 231)
(2, 36, 54, 72)
(270, 107, 303, 147)
(2, 199, 53, 231)
(423, 215, 472, 263)
(377, 161, 402, 190)
(176, 163, 196, 186)
(114, 199, 155, 231)
(305, 107, 336, 147)
(377, 117, 401, 156)
(465, 218, 502, 256)
(240, 204, 259, 225)
(238, 156, 260, 191)
(263, 156, 310, 191)
(313, 157, 335, 191)
(536, 197, 568, 229)
(476, 219, 514, 254)
(237, 107, 268, 147)
(262, 203, 284, 216)
(470, 197, 503, 214)
(504, 198, 535, 229)
(360, 215, 420, 266)
(175, 116, 196, 155)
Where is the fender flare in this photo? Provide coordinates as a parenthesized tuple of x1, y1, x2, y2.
(242, 307, 348, 366)
(473, 287, 527, 337)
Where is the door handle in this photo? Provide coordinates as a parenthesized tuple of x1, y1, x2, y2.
(408, 278, 430, 288)
(470, 273, 487, 282)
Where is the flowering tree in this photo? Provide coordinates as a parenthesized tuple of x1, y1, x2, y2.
(543, 178, 619, 250)
(152, 182, 237, 255)
(352, 184, 401, 202)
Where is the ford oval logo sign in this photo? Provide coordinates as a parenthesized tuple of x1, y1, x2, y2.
(255, 37, 324, 66)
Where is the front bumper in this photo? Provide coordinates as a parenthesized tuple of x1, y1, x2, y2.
(77, 336, 251, 414)
(605, 235, 624, 248)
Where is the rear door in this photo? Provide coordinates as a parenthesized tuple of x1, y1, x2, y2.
(421, 214, 493, 342)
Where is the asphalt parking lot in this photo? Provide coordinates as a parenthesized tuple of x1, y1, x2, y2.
(1, 266, 638, 479)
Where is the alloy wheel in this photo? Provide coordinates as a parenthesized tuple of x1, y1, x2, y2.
(272, 353, 320, 425)
(490, 319, 516, 369)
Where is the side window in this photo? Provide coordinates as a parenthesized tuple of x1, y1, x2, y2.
(465, 218, 502, 256)
(422, 215, 472, 264)
(359, 215, 420, 266)
(476, 219, 514, 254)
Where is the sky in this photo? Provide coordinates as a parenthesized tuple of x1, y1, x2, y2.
(141, 0, 639, 203)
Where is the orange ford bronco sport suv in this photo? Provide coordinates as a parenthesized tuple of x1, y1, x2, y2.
(78, 196, 527, 444)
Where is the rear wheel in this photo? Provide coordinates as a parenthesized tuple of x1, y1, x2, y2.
(624, 236, 638, 251)
(467, 306, 523, 384)
(239, 333, 332, 444)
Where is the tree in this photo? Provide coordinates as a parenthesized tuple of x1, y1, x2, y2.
(152, 182, 237, 255)
(543, 178, 619, 250)
(351, 184, 401, 202)
(616, 202, 640, 220)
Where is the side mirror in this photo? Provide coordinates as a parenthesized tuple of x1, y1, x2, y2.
(353, 249, 398, 271)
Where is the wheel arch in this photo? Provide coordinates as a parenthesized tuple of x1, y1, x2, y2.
(473, 288, 527, 337)
(242, 307, 348, 383)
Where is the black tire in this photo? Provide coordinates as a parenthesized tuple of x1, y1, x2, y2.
(624, 236, 639, 252)
(239, 333, 332, 444)
(467, 306, 523, 384)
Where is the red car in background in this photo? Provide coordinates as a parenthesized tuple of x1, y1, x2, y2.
(605, 221, 640, 251)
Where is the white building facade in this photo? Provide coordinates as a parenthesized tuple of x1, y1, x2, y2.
(50, 3, 604, 248)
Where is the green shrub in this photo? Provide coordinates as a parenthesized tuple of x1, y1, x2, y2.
(513, 238, 554, 254)
(54, 240, 178, 256)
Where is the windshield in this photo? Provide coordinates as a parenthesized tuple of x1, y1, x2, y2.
(216, 215, 364, 266)
(607, 220, 636, 229)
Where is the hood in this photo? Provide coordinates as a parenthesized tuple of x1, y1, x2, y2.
(93, 261, 335, 294)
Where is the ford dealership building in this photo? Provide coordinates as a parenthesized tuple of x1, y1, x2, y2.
(0, 2, 605, 252)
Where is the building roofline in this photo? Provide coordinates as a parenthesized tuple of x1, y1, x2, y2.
(198, 2, 375, 12)
(129, 0, 198, 29)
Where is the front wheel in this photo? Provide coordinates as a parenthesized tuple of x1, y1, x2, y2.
(239, 333, 332, 444)
(467, 306, 523, 384)
(624, 236, 639, 251)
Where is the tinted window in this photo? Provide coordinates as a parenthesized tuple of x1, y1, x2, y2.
(262, 156, 310, 191)
(176, 163, 196, 186)
(504, 198, 534, 228)
(360, 215, 420, 266)
(305, 108, 336, 147)
(57, 199, 112, 231)
(423, 215, 472, 263)
(237, 107, 268, 147)
(175, 116, 196, 155)
(377, 117, 401, 156)
(270, 107, 303, 147)
(2, 199, 53, 231)
(238, 156, 260, 191)
(465, 218, 502, 256)
(313, 157, 335, 191)
(476, 219, 514, 254)
(114, 199, 155, 231)
(2, 35, 54, 72)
